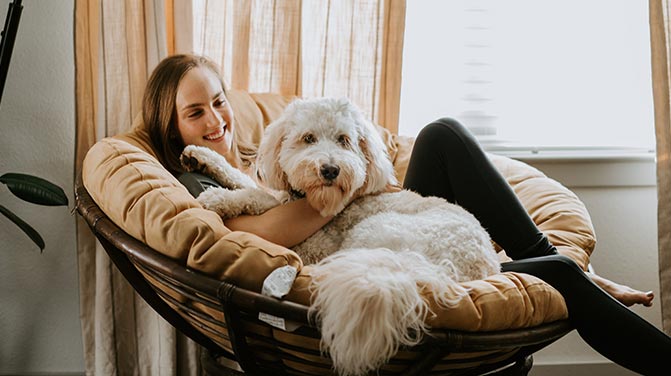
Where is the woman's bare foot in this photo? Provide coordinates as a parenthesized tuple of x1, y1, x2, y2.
(588, 272, 654, 307)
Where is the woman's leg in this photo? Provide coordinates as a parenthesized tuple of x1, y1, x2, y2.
(403, 118, 556, 259)
(404, 118, 670, 373)
(403, 118, 655, 304)
(503, 255, 671, 376)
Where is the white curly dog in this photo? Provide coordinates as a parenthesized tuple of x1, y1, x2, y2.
(180, 97, 501, 376)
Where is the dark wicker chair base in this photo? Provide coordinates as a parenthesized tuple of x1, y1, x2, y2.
(75, 177, 573, 375)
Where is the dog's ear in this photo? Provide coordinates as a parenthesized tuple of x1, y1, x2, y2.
(257, 118, 291, 191)
(358, 120, 398, 194)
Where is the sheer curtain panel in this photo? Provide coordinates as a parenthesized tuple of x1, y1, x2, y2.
(191, 0, 406, 133)
(650, 0, 671, 335)
(74, 0, 201, 374)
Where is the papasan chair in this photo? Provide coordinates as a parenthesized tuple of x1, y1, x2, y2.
(75, 90, 598, 375)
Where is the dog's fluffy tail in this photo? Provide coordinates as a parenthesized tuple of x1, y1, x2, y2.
(308, 248, 469, 376)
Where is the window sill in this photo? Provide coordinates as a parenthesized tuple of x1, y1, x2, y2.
(483, 144, 655, 163)
(483, 144, 657, 188)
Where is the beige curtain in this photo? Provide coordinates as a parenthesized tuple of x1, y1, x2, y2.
(190, 0, 406, 133)
(650, 0, 671, 335)
(74, 0, 201, 374)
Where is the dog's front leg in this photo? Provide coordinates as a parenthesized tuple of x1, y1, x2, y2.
(180, 145, 257, 190)
(197, 186, 281, 219)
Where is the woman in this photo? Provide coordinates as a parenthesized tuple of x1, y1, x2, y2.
(143, 53, 669, 375)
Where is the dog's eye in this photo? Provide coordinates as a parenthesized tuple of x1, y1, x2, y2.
(337, 135, 350, 147)
(303, 133, 316, 144)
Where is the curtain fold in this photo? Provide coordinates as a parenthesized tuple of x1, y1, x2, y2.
(191, 0, 406, 133)
(74, 0, 201, 374)
(650, 0, 671, 335)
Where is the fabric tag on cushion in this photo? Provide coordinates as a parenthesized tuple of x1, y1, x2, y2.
(259, 265, 301, 331)
(262, 265, 298, 298)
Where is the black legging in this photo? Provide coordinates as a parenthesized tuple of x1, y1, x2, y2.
(403, 118, 671, 376)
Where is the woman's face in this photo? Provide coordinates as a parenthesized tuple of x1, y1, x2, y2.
(175, 66, 235, 159)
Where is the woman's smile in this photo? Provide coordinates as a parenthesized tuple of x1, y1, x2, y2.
(204, 125, 227, 141)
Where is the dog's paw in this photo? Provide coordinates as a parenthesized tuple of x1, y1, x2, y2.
(246, 188, 282, 215)
(180, 145, 212, 173)
(197, 186, 281, 219)
(196, 186, 244, 219)
(268, 188, 292, 204)
(181, 145, 259, 190)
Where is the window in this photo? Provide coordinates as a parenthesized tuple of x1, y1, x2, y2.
(398, 0, 655, 150)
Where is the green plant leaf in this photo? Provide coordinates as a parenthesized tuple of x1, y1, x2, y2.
(0, 173, 68, 206)
(0, 204, 45, 251)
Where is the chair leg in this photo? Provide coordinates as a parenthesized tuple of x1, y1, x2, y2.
(492, 355, 533, 376)
(200, 349, 245, 376)
(520, 355, 534, 375)
(402, 346, 449, 376)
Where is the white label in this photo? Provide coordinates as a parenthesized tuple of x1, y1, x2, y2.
(261, 265, 298, 298)
(258, 312, 286, 330)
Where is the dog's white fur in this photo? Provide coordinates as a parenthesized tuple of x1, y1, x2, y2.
(181, 97, 501, 376)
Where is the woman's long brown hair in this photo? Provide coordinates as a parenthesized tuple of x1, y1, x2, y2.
(142, 54, 242, 174)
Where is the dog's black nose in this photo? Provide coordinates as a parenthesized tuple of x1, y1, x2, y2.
(320, 164, 340, 180)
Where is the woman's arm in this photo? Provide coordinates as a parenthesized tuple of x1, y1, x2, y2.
(223, 198, 334, 248)
(224, 184, 400, 247)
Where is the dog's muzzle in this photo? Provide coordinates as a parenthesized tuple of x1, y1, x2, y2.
(320, 164, 340, 181)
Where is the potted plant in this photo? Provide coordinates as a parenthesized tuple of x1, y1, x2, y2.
(0, 0, 68, 251)
(1, 173, 68, 251)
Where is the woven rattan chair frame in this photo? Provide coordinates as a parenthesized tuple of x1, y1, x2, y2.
(75, 176, 574, 376)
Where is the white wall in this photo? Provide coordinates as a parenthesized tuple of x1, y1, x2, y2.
(0, 0, 83, 374)
(521, 156, 661, 376)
